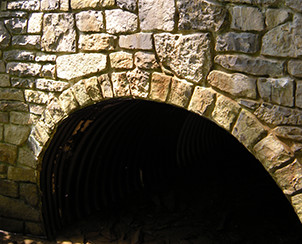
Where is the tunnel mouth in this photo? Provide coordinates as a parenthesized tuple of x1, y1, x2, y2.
(41, 98, 302, 242)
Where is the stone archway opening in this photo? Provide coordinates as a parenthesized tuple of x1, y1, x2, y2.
(40, 99, 302, 243)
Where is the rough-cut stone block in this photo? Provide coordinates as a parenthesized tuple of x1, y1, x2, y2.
(31, 121, 50, 145)
(41, 0, 59, 10)
(76, 11, 104, 32)
(285, 0, 302, 12)
(212, 95, 241, 131)
(0, 143, 17, 165)
(36, 79, 69, 92)
(215, 32, 259, 54)
(72, 80, 92, 106)
(139, 0, 175, 31)
(134, 52, 159, 70)
(57, 53, 107, 80)
(98, 74, 113, 98)
(3, 50, 35, 61)
(43, 98, 66, 129)
(0, 61, 5, 72)
(105, 9, 138, 34)
(0, 217, 23, 233)
(288, 60, 302, 78)
(0, 112, 9, 123)
(177, 0, 227, 32)
(297, 80, 302, 109)
(273, 126, 302, 142)
(188, 87, 216, 116)
(12, 35, 41, 49)
(24, 90, 49, 104)
(112, 72, 131, 97)
(168, 78, 194, 108)
(127, 68, 150, 98)
(257, 77, 294, 107)
(0, 21, 11, 48)
(0, 124, 3, 141)
(208, 70, 256, 99)
(79, 33, 116, 51)
(0, 179, 18, 198)
(11, 77, 35, 88)
(20, 183, 38, 207)
(110, 51, 133, 69)
(291, 194, 302, 223)
(265, 9, 290, 28)
(262, 15, 302, 58)
(4, 124, 31, 145)
(27, 12, 43, 33)
(41, 64, 56, 79)
(59, 89, 79, 114)
(60, 0, 69, 11)
(0, 101, 28, 112)
(119, 33, 153, 50)
(35, 53, 57, 62)
(7, 0, 40, 11)
(83, 77, 103, 102)
(155, 33, 212, 83)
(254, 134, 294, 172)
(214, 54, 284, 77)
(230, 6, 264, 31)
(0, 88, 24, 101)
(71, 0, 115, 9)
(42, 13, 76, 53)
(218, 0, 278, 5)
(117, 0, 137, 12)
(18, 145, 35, 169)
(4, 18, 27, 34)
(10, 111, 32, 125)
(150, 73, 172, 102)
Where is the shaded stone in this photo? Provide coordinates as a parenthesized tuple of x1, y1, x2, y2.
(254, 134, 294, 172)
(117, 0, 137, 12)
(0, 124, 3, 141)
(208, 70, 256, 99)
(110, 51, 133, 69)
(0, 61, 5, 72)
(139, 0, 175, 31)
(36, 79, 69, 92)
(41, 64, 56, 79)
(10, 111, 32, 125)
(288, 60, 302, 78)
(217, 0, 277, 6)
(257, 77, 294, 107)
(11, 77, 35, 88)
(0, 217, 23, 233)
(112, 72, 131, 97)
(0, 21, 11, 48)
(29, 104, 45, 115)
(12, 35, 41, 49)
(4, 18, 27, 34)
(134, 52, 159, 70)
(0, 11, 27, 18)
(214, 54, 284, 77)
(168, 77, 194, 108)
(79, 33, 116, 51)
(105, 9, 138, 34)
(59, 89, 79, 114)
(119, 33, 153, 50)
(71, 0, 115, 9)
(72, 80, 92, 106)
(127, 68, 150, 98)
(230, 6, 264, 31)
(265, 8, 290, 28)
(25, 222, 44, 236)
(150, 72, 172, 102)
(7, 0, 40, 11)
(285, 0, 302, 12)
(76, 11, 104, 32)
(84, 77, 103, 102)
(0, 88, 24, 101)
(42, 13, 76, 53)
(24, 90, 49, 104)
(27, 12, 43, 33)
(4, 124, 31, 145)
(98, 74, 113, 98)
(291, 194, 302, 223)
(177, 0, 227, 32)
(188, 87, 216, 116)
(154, 33, 212, 83)
(7, 166, 36, 183)
(297, 80, 302, 108)
(28, 134, 43, 157)
(0, 112, 9, 122)
(20, 183, 38, 206)
(212, 95, 241, 131)
(32, 121, 50, 144)
(56, 53, 107, 80)
(0, 143, 17, 165)
(7, 62, 41, 77)
(3, 50, 35, 61)
(43, 98, 66, 128)
(0, 179, 18, 198)
(41, 0, 59, 10)
(215, 32, 259, 54)
(0, 101, 28, 112)
(273, 126, 302, 142)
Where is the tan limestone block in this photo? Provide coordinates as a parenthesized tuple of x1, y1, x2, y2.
(84, 77, 103, 102)
(71, 0, 115, 9)
(134, 52, 159, 70)
(188, 86, 216, 116)
(0, 143, 17, 165)
(98, 74, 113, 98)
(110, 52, 133, 69)
(127, 68, 150, 98)
(17, 145, 36, 169)
(111, 72, 131, 97)
(168, 77, 194, 108)
(71, 80, 93, 107)
(291, 194, 302, 223)
(7, 166, 36, 183)
(59, 89, 79, 114)
(150, 73, 172, 102)
(4, 124, 30, 145)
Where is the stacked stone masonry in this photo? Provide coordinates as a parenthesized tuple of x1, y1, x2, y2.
(0, 0, 302, 236)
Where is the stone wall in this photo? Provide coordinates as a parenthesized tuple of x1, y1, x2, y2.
(0, 0, 302, 236)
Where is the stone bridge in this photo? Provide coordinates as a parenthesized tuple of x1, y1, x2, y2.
(0, 0, 302, 238)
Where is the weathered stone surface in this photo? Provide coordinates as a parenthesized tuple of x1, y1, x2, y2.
(3, 50, 35, 61)
(7, 0, 40, 11)
(0, 21, 10, 48)
(255, 103, 302, 125)
(218, 0, 278, 6)
(117, 0, 137, 12)
(105, 9, 138, 34)
(215, 54, 284, 77)
(254, 134, 294, 172)
(0, 61, 5, 72)
(71, 0, 115, 9)
(274, 160, 302, 195)
(291, 194, 302, 223)
(127, 68, 150, 98)
(0, 179, 18, 198)
(168, 78, 194, 108)
(110, 51, 133, 69)
(139, 0, 175, 31)
(31, 121, 50, 145)
(4, 18, 27, 34)
(266, 9, 290, 28)
(188, 87, 216, 116)
(27, 13, 43, 33)
(215, 32, 259, 54)
(35, 53, 57, 62)
(24, 90, 49, 104)
(36, 79, 69, 92)
(7, 166, 36, 183)
(79, 33, 116, 51)
(0, 124, 3, 141)
(297, 80, 302, 108)
(112, 72, 131, 97)
(119, 33, 153, 50)
(0, 143, 17, 165)
(0, 101, 28, 112)
(288, 60, 302, 78)
(230, 6, 264, 31)
(0, 112, 9, 122)
(10, 111, 33, 125)
(20, 183, 38, 206)
(4, 124, 31, 145)
(262, 14, 302, 58)
(29, 104, 45, 115)
(41, 64, 56, 79)
(273, 126, 302, 142)
(0, 217, 23, 233)
(11, 77, 35, 88)
(72, 80, 92, 106)
(149, 73, 172, 102)
(83, 77, 103, 102)
(0, 88, 24, 101)
(12, 35, 41, 49)
(98, 74, 113, 98)
(59, 89, 79, 114)
(60, 0, 69, 11)
(285, 0, 302, 12)
(177, 0, 227, 32)
(208, 70, 257, 99)
(41, 0, 59, 10)
(43, 98, 66, 128)
(42, 13, 76, 53)
(25, 222, 44, 236)
(0, 11, 27, 18)
(76, 11, 104, 32)
(155, 33, 212, 83)
(56, 53, 107, 80)
(134, 52, 159, 70)
(257, 77, 294, 107)
(7, 62, 41, 77)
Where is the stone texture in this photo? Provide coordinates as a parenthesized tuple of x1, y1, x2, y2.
(0, 179, 18, 198)
(177, 0, 227, 32)
(168, 78, 194, 108)
(257, 77, 294, 107)
(254, 134, 294, 172)
(27, 12, 43, 33)
(76, 11, 104, 32)
(117, 0, 137, 12)
(155, 33, 212, 83)
(0, 217, 23, 233)
(0, 88, 24, 101)
(42, 98, 66, 129)
(24, 90, 49, 104)
(208, 70, 257, 99)
(127, 68, 150, 98)
(288, 60, 302, 78)
(60, 0, 69, 11)
(261, 14, 302, 58)
(4, 18, 27, 34)
(32, 121, 50, 145)
(218, 0, 277, 6)
(0, 21, 10, 48)
(0, 101, 28, 112)
(149, 73, 172, 102)
(79, 33, 116, 51)
(188, 87, 216, 116)
(41, 0, 59, 10)
(119, 33, 153, 50)
(110, 52, 133, 69)
(72, 80, 92, 106)
(84, 77, 103, 102)
(214, 54, 284, 77)
(12, 35, 41, 49)
(42, 13, 76, 52)
(297, 80, 302, 108)
(139, 0, 175, 31)
(7, 0, 40, 11)
(0, 143, 17, 165)
(20, 183, 38, 206)
(11, 77, 35, 88)
(215, 32, 259, 54)
(41, 64, 56, 79)
(285, 0, 302, 12)
(230, 6, 264, 31)
(0, 61, 5, 72)
(0, 124, 3, 141)
(212, 95, 241, 131)
(59, 89, 79, 114)
(134, 52, 159, 70)
(266, 9, 290, 28)
(112, 72, 131, 97)
(3, 50, 35, 61)
(0, 112, 9, 122)
(4, 124, 31, 145)
(56, 53, 107, 80)
(0, 11, 28, 18)
(98, 74, 113, 98)
(7, 62, 41, 77)
(291, 194, 302, 223)
(273, 126, 302, 142)
(105, 9, 138, 34)
(36, 79, 69, 92)
(10, 111, 33, 125)
(7, 166, 36, 183)
(71, 0, 115, 9)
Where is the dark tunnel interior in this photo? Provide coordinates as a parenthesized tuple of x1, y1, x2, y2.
(41, 99, 302, 243)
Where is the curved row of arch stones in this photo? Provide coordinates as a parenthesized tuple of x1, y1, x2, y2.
(0, 0, 302, 236)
